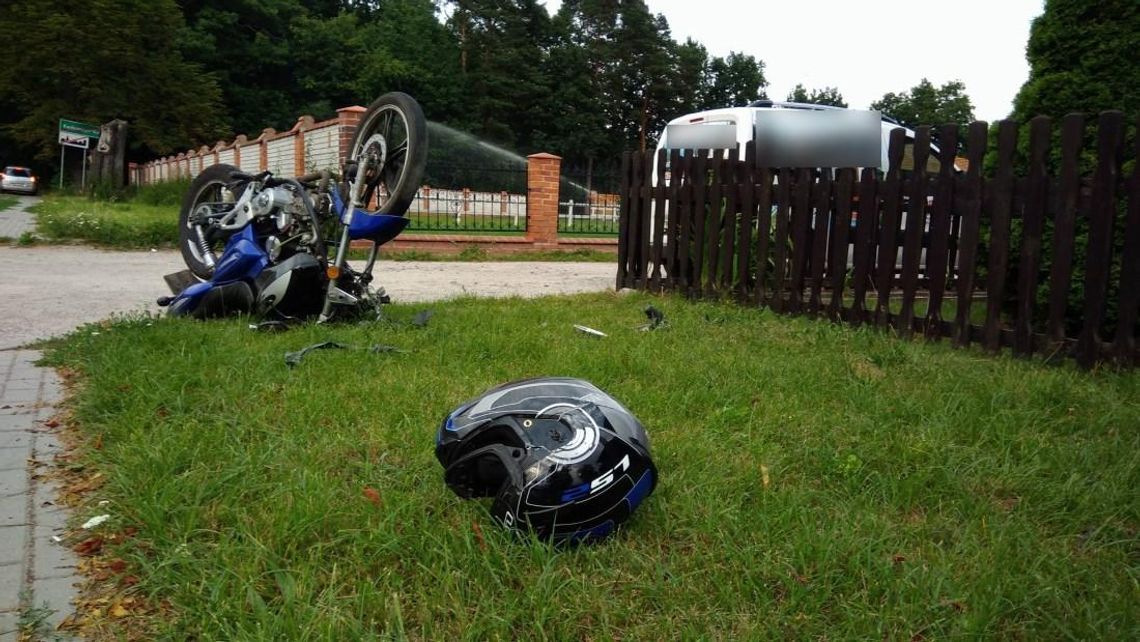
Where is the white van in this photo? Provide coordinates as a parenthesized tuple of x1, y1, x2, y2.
(650, 100, 957, 272)
(655, 100, 946, 175)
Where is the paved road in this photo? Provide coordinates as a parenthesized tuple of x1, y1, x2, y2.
(0, 247, 616, 350)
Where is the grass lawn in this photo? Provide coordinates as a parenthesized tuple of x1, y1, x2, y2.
(0, 194, 18, 212)
(43, 292, 1138, 639)
(30, 194, 181, 248)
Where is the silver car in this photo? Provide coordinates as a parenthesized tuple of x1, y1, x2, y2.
(1, 166, 38, 194)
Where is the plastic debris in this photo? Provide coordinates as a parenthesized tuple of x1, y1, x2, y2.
(411, 310, 434, 328)
(639, 305, 667, 331)
(573, 324, 607, 337)
(286, 341, 408, 367)
(250, 320, 291, 333)
(285, 341, 348, 367)
(82, 514, 112, 530)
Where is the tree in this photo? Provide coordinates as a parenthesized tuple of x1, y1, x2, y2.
(1012, 0, 1140, 121)
(703, 52, 767, 109)
(871, 78, 974, 128)
(0, 0, 227, 165)
(786, 84, 847, 108)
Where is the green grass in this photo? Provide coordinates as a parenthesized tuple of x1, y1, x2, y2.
(30, 194, 180, 248)
(42, 294, 1139, 639)
(0, 194, 18, 212)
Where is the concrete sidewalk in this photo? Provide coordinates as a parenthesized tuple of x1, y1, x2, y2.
(0, 350, 79, 640)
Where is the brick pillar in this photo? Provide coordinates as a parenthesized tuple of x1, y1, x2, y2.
(232, 135, 245, 169)
(292, 115, 315, 176)
(260, 128, 273, 171)
(527, 153, 561, 246)
(337, 106, 367, 166)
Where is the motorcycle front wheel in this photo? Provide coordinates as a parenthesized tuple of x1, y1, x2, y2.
(347, 92, 428, 216)
(178, 163, 244, 279)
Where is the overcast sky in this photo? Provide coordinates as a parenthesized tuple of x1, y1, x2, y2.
(544, 0, 1044, 122)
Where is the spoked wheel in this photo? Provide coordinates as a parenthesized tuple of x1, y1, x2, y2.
(347, 92, 427, 216)
(178, 163, 244, 279)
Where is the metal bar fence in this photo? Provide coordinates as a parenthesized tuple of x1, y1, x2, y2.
(411, 162, 528, 233)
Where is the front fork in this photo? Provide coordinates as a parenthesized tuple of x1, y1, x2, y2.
(318, 159, 373, 323)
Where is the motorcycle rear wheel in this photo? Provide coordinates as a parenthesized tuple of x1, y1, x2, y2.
(178, 163, 244, 279)
(347, 92, 428, 217)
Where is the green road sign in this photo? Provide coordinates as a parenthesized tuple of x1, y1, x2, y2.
(59, 118, 100, 139)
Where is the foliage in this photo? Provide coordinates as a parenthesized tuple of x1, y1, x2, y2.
(30, 194, 180, 248)
(1012, 0, 1140, 121)
(786, 84, 848, 108)
(41, 293, 1140, 639)
(871, 78, 975, 128)
(0, 195, 17, 213)
(0, 0, 227, 165)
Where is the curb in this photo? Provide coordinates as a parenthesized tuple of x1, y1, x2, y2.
(0, 350, 80, 640)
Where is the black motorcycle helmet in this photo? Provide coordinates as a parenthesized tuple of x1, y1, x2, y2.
(436, 377, 657, 544)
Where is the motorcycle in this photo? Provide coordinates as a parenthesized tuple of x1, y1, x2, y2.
(158, 92, 428, 323)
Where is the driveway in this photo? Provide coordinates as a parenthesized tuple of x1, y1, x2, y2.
(0, 246, 616, 350)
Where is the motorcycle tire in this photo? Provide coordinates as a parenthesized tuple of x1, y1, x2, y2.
(347, 92, 428, 217)
(178, 163, 244, 279)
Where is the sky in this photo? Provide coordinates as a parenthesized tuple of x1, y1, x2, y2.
(544, 0, 1044, 122)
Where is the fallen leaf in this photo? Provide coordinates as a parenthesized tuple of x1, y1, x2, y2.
(93, 434, 104, 450)
(43, 418, 60, 428)
(472, 520, 487, 551)
(362, 487, 381, 506)
(892, 554, 907, 565)
(121, 575, 139, 586)
(111, 604, 129, 618)
(108, 559, 127, 573)
(73, 537, 104, 556)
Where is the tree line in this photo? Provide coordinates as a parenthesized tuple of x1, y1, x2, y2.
(1, 0, 1133, 178)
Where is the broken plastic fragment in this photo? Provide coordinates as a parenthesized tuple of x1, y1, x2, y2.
(573, 324, 607, 337)
(82, 514, 111, 530)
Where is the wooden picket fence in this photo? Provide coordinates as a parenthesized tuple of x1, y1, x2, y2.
(617, 111, 1140, 368)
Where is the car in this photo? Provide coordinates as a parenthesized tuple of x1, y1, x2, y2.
(0, 166, 38, 195)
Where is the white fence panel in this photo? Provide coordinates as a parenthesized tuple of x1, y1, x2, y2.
(217, 149, 235, 166)
(304, 125, 339, 173)
(240, 145, 261, 173)
(266, 137, 293, 176)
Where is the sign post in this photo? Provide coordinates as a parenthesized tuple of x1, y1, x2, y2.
(58, 119, 100, 190)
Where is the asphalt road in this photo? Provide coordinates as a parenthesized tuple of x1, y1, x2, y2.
(0, 246, 616, 350)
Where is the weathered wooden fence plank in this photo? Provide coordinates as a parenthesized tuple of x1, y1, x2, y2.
(704, 155, 726, 297)
(736, 146, 756, 303)
(674, 151, 693, 292)
(899, 126, 932, 337)
(850, 168, 878, 324)
(983, 120, 1019, 353)
(1112, 115, 1140, 364)
(664, 149, 682, 292)
(690, 153, 709, 298)
(753, 167, 774, 307)
(1046, 114, 1085, 343)
(828, 168, 855, 321)
(924, 124, 958, 338)
(650, 149, 668, 292)
(788, 168, 814, 313)
(953, 121, 988, 347)
(808, 170, 832, 315)
(720, 149, 741, 293)
(1015, 116, 1052, 356)
(635, 151, 653, 290)
(771, 169, 792, 313)
(876, 128, 907, 328)
(1077, 111, 1125, 368)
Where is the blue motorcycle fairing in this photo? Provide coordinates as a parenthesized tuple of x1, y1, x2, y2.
(331, 189, 410, 245)
(167, 226, 269, 316)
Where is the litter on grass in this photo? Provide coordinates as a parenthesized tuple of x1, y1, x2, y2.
(573, 324, 607, 337)
(81, 514, 111, 530)
(285, 341, 408, 367)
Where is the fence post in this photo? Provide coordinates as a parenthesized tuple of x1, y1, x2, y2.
(292, 115, 315, 176)
(527, 153, 562, 246)
(337, 106, 367, 167)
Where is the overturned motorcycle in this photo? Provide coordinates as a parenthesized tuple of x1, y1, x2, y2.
(158, 92, 427, 323)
